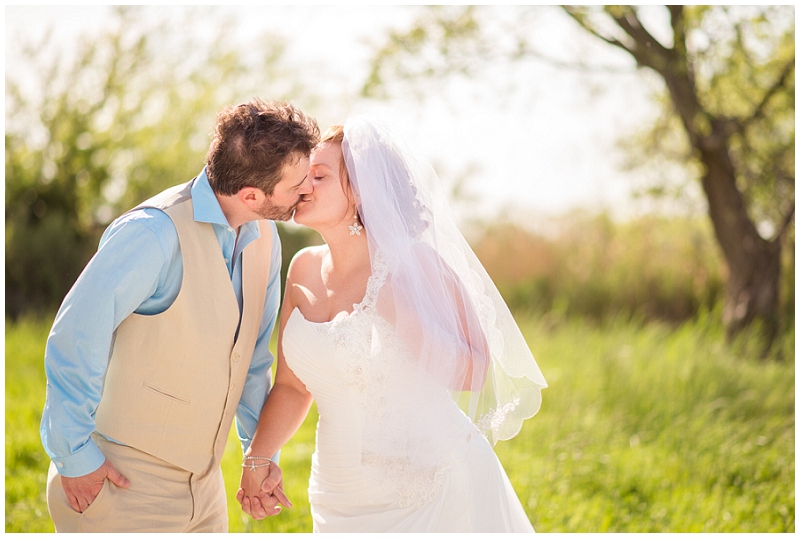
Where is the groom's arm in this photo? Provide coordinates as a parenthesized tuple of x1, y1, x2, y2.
(41, 210, 178, 477)
(41, 209, 179, 510)
(235, 222, 282, 456)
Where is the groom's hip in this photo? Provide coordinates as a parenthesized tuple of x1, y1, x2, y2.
(46, 433, 227, 533)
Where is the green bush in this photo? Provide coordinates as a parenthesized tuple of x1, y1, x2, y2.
(474, 212, 730, 324)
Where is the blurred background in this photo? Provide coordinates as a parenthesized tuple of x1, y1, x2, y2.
(5, 5, 795, 532)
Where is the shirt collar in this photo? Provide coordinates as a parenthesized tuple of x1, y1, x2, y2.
(191, 167, 261, 238)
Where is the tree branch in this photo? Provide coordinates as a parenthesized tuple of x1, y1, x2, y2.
(668, 5, 684, 34)
(668, 6, 689, 64)
(513, 41, 634, 74)
(738, 56, 795, 132)
(773, 203, 795, 244)
(562, 7, 639, 60)
(605, 6, 672, 60)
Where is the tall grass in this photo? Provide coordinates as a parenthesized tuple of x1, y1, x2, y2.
(6, 313, 793, 532)
(498, 313, 794, 532)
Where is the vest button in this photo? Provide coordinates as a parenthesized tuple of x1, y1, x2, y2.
(232, 352, 240, 362)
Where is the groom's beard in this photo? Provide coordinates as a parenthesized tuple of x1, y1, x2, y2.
(256, 197, 300, 222)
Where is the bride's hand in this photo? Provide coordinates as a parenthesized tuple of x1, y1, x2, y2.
(237, 461, 292, 520)
(237, 463, 270, 519)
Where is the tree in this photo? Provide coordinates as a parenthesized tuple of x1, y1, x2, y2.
(362, 5, 795, 348)
(5, 6, 320, 317)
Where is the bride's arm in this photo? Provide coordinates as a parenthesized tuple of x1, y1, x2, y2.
(447, 265, 490, 391)
(426, 256, 490, 392)
(238, 254, 315, 519)
(383, 243, 490, 392)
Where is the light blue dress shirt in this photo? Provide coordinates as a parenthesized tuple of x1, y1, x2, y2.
(40, 169, 281, 477)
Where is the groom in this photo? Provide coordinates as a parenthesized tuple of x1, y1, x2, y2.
(40, 98, 319, 532)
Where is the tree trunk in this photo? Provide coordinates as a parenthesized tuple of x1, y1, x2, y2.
(698, 138, 782, 351)
(560, 7, 787, 348)
(650, 30, 784, 351)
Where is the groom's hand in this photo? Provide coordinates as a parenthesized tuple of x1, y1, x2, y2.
(250, 463, 291, 519)
(260, 462, 292, 509)
(61, 458, 130, 513)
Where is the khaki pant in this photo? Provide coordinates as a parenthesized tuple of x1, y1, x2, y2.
(47, 434, 228, 533)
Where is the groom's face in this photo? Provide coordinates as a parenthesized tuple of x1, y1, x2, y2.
(256, 154, 312, 221)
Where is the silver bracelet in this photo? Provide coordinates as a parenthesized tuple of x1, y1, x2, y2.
(242, 455, 272, 472)
(242, 461, 271, 471)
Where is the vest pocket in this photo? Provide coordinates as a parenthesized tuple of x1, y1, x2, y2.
(142, 382, 191, 405)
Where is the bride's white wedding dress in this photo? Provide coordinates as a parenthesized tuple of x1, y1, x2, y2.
(283, 256, 535, 533)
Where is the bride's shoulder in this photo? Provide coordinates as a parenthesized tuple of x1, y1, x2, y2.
(288, 244, 328, 280)
(291, 244, 328, 264)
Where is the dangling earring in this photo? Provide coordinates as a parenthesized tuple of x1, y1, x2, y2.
(349, 212, 363, 236)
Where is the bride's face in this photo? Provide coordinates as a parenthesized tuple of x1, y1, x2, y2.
(294, 142, 353, 231)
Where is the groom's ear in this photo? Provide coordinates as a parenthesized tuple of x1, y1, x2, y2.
(237, 187, 266, 209)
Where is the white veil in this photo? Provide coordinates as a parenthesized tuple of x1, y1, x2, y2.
(342, 115, 546, 495)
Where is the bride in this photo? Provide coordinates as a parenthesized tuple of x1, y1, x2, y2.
(237, 116, 547, 532)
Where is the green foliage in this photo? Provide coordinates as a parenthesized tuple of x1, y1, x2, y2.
(5, 6, 319, 318)
(362, 6, 486, 99)
(6, 315, 794, 532)
(473, 212, 733, 324)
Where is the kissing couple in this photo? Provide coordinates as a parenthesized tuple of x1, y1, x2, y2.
(41, 98, 546, 532)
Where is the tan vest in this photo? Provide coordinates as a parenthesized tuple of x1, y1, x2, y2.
(94, 181, 272, 474)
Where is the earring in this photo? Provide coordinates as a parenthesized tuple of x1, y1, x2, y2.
(349, 212, 363, 236)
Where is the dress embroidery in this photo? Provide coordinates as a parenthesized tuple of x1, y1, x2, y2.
(308, 251, 448, 507)
(311, 251, 390, 398)
(361, 452, 447, 508)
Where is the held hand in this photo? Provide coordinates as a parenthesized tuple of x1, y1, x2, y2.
(260, 462, 292, 511)
(237, 458, 270, 518)
(61, 458, 130, 513)
(237, 461, 291, 520)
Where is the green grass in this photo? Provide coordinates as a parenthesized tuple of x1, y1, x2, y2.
(5, 314, 794, 532)
(5, 316, 53, 532)
(496, 314, 794, 532)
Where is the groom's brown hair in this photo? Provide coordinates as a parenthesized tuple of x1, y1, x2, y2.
(205, 98, 319, 196)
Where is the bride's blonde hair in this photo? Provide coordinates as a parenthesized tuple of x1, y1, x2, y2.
(319, 125, 347, 180)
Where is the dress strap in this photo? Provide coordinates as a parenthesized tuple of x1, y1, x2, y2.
(355, 250, 390, 313)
